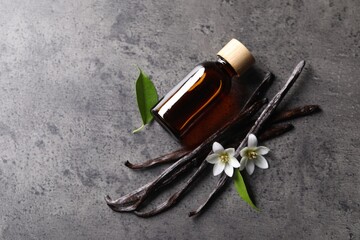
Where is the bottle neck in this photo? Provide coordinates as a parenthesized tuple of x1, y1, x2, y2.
(216, 56, 237, 78)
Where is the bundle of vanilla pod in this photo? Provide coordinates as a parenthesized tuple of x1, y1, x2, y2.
(105, 61, 321, 218)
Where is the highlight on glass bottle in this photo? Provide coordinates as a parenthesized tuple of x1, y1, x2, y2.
(151, 39, 255, 142)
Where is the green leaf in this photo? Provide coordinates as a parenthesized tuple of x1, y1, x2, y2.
(233, 169, 259, 211)
(133, 68, 158, 133)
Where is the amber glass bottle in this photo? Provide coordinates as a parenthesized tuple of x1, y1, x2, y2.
(151, 39, 255, 143)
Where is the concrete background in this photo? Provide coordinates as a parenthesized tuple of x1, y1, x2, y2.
(0, 0, 359, 239)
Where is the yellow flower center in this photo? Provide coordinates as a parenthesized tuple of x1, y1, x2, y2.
(219, 153, 229, 163)
(246, 150, 258, 160)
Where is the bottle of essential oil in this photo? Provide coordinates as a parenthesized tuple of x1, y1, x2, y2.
(151, 39, 255, 143)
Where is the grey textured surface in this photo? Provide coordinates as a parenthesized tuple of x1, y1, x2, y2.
(0, 0, 359, 239)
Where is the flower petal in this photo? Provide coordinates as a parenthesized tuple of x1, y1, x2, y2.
(212, 142, 224, 153)
(257, 146, 270, 155)
(206, 154, 219, 164)
(229, 157, 240, 168)
(224, 164, 234, 177)
(254, 155, 269, 169)
(225, 148, 235, 157)
(246, 161, 255, 175)
(248, 134, 258, 148)
(239, 157, 247, 170)
(240, 147, 248, 157)
(213, 161, 225, 176)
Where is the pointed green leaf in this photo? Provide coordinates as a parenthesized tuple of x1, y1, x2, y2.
(133, 68, 158, 133)
(233, 169, 259, 211)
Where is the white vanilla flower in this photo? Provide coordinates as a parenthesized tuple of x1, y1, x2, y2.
(206, 142, 240, 177)
(239, 134, 270, 175)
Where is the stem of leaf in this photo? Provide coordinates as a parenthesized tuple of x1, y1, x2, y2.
(133, 124, 145, 133)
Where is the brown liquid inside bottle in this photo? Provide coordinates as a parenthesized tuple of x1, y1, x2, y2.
(151, 58, 236, 140)
(151, 39, 254, 147)
(180, 74, 249, 147)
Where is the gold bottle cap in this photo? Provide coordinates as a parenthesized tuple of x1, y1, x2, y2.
(217, 39, 255, 75)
